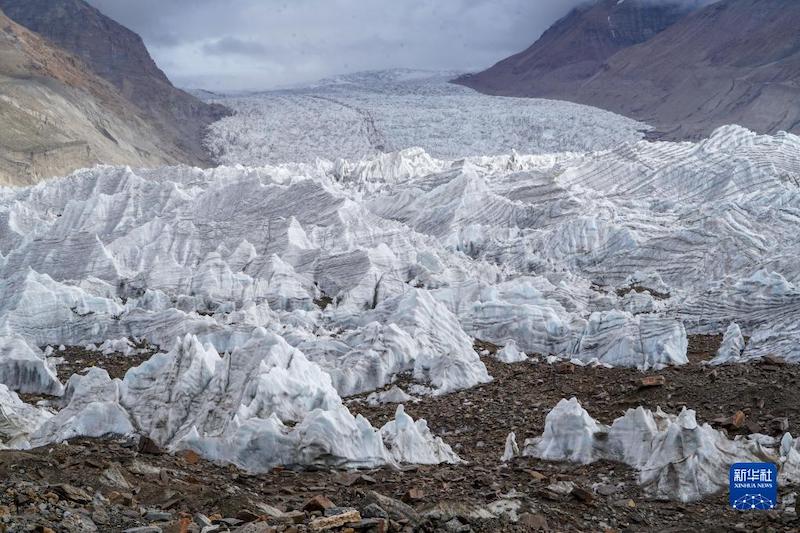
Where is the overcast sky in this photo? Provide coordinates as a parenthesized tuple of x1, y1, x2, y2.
(85, 0, 587, 92)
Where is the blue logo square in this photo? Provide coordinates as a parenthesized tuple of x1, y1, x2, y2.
(729, 463, 778, 510)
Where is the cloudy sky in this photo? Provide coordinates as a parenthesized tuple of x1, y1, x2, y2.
(85, 0, 587, 91)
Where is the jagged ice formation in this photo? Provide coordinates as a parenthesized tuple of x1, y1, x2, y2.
(1, 106, 800, 482)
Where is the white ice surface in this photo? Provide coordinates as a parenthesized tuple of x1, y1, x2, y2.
(493, 340, 528, 364)
(525, 398, 800, 502)
(1, 73, 800, 474)
(0, 384, 52, 449)
(709, 322, 746, 365)
(0, 336, 63, 395)
(29, 333, 460, 472)
(501, 431, 520, 462)
(205, 70, 647, 166)
(365, 386, 415, 406)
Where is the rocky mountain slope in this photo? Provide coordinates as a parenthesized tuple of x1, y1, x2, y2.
(0, 9, 184, 186)
(0, 0, 230, 170)
(457, 0, 799, 139)
(456, 0, 697, 97)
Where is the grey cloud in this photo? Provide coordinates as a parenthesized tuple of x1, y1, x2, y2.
(202, 37, 269, 57)
(82, 0, 608, 91)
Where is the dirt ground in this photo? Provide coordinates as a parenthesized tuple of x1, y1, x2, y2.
(2, 336, 799, 532)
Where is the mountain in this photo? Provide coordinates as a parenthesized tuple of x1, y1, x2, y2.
(0, 0, 229, 167)
(576, 0, 800, 138)
(0, 9, 185, 186)
(459, 0, 800, 139)
(456, 0, 696, 97)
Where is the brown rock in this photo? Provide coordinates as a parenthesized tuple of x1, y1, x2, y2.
(731, 410, 746, 428)
(364, 491, 421, 525)
(303, 495, 335, 512)
(518, 513, 549, 530)
(52, 483, 92, 503)
(107, 490, 136, 507)
(309, 509, 361, 531)
(571, 486, 594, 503)
(527, 470, 547, 482)
(274, 510, 305, 524)
(231, 523, 277, 533)
(640, 375, 666, 388)
(770, 417, 790, 433)
(348, 518, 388, 533)
(137, 437, 163, 455)
(402, 488, 425, 503)
(236, 510, 261, 523)
(556, 362, 575, 374)
(763, 355, 785, 365)
(252, 502, 286, 519)
(183, 450, 200, 465)
(179, 516, 192, 533)
(745, 419, 761, 434)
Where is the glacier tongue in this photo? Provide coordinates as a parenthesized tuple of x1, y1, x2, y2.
(1, 123, 800, 474)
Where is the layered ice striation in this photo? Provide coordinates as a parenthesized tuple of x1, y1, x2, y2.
(1, 115, 800, 472)
(526, 398, 800, 502)
(30, 333, 460, 471)
(0, 384, 51, 449)
(204, 70, 648, 166)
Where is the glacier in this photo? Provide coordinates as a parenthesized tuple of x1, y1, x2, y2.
(1, 70, 800, 494)
(204, 70, 648, 166)
(525, 398, 800, 503)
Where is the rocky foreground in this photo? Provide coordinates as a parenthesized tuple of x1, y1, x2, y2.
(2, 336, 799, 533)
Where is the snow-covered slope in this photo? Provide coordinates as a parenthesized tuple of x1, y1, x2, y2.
(204, 70, 648, 166)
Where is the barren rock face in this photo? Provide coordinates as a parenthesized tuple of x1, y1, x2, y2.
(0, 0, 230, 173)
(457, 0, 800, 140)
(455, 0, 695, 95)
(0, 9, 188, 186)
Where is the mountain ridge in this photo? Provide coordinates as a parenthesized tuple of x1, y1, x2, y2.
(455, 0, 699, 97)
(456, 0, 798, 139)
(0, 0, 229, 169)
(0, 8, 189, 186)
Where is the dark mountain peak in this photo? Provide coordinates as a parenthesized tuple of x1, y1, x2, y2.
(457, 0, 800, 139)
(0, 0, 170, 91)
(456, 0, 698, 95)
(0, 0, 230, 166)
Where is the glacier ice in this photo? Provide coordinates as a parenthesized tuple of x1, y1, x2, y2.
(525, 398, 800, 502)
(0, 336, 63, 396)
(709, 322, 746, 365)
(1, 89, 799, 477)
(28, 333, 460, 472)
(365, 385, 415, 406)
(205, 70, 647, 166)
(379, 405, 461, 465)
(0, 384, 52, 449)
(493, 340, 528, 364)
(501, 432, 520, 462)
